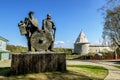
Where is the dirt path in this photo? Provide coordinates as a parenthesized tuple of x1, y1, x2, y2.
(67, 60, 120, 80)
(0, 60, 11, 67)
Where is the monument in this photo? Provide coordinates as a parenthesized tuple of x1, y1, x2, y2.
(18, 11, 56, 51)
(10, 11, 66, 75)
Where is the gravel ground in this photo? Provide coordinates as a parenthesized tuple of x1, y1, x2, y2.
(0, 59, 11, 67)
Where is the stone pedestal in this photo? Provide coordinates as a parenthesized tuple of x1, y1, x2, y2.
(10, 53, 66, 75)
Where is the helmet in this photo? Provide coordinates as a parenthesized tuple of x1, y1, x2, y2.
(29, 11, 34, 16)
(47, 13, 51, 19)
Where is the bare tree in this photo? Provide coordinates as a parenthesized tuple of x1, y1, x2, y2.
(100, 0, 120, 15)
(103, 0, 120, 47)
(102, 0, 120, 59)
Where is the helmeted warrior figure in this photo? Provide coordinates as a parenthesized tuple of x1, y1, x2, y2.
(42, 14, 56, 51)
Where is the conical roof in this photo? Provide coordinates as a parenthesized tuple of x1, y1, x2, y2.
(75, 31, 89, 44)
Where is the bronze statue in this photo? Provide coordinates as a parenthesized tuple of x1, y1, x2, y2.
(18, 11, 56, 52)
(42, 14, 56, 51)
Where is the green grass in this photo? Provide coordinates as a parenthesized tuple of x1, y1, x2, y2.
(0, 67, 10, 73)
(67, 65, 107, 73)
(115, 65, 120, 69)
(66, 55, 81, 60)
(67, 65, 108, 79)
(0, 65, 108, 80)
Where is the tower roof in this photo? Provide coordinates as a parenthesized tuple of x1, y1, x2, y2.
(75, 31, 89, 44)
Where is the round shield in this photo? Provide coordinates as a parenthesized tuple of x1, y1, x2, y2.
(31, 30, 52, 51)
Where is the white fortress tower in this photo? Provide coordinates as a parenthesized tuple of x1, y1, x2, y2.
(74, 31, 90, 54)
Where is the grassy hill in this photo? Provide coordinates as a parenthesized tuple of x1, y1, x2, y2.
(7, 45, 73, 54)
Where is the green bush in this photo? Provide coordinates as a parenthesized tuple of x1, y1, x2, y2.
(53, 48, 73, 55)
(7, 45, 27, 53)
(116, 48, 120, 55)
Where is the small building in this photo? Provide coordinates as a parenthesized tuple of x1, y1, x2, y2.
(0, 36, 10, 60)
(74, 31, 112, 55)
(74, 31, 90, 55)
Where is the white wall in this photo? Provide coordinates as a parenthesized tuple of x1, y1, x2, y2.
(74, 43, 90, 54)
(0, 40, 7, 50)
(89, 46, 113, 53)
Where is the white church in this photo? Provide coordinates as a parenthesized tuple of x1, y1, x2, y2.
(73, 31, 112, 55)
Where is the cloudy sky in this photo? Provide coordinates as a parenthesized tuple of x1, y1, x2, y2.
(0, 0, 106, 48)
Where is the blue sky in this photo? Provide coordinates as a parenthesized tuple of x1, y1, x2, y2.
(0, 0, 106, 48)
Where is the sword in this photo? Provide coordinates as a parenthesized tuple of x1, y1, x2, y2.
(53, 27, 56, 40)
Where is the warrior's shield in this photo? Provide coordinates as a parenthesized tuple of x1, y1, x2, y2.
(31, 30, 52, 51)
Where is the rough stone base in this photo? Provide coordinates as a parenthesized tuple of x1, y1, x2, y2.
(10, 53, 66, 75)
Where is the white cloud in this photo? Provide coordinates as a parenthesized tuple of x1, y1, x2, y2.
(54, 41, 65, 45)
(54, 40, 74, 48)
